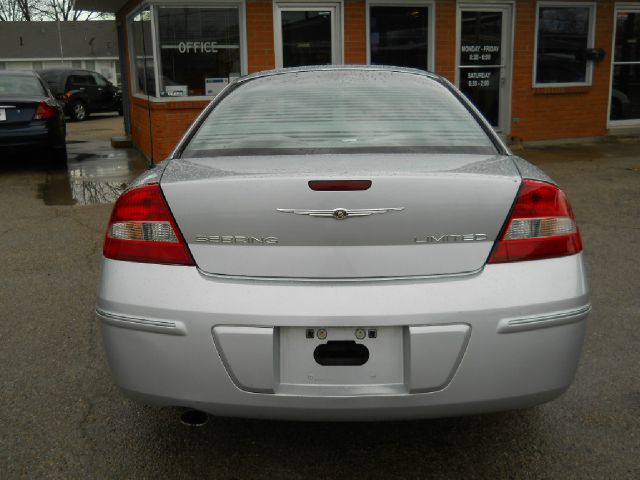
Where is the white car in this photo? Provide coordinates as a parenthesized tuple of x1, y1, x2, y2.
(97, 66, 590, 421)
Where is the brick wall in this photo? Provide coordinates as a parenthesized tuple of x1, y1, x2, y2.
(431, 0, 617, 142)
(509, 1, 616, 142)
(130, 96, 208, 161)
(118, 0, 629, 161)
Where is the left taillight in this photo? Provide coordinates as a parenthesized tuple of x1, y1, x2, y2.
(488, 179, 583, 264)
(34, 102, 57, 120)
(103, 183, 195, 266)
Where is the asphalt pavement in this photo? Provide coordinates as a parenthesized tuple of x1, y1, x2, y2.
(0, 119, 638, 479)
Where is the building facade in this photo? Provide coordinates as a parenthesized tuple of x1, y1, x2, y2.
(0, 21, 121, 85)
(77, 0, 640, 161)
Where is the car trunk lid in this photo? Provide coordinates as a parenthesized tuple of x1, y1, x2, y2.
(0, 97, 42, 124)
(160, 154, 521, 279)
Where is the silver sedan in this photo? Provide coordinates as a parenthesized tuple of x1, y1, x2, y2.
(97, 66, 590, 421)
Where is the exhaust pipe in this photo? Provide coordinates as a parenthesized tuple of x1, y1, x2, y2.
(180, 409, 209, 427)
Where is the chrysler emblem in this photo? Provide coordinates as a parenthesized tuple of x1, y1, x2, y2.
(333, 209, 348, 220)
(277, 207, 405, 219)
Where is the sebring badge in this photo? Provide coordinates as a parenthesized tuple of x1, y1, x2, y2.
(277, 207, 405, 220)
(196, 235, 279, 244)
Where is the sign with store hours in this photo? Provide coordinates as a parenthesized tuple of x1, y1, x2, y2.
(461, 45, 500, 65)
(466, 71, 492, 88)
(462, 69, 498, 90)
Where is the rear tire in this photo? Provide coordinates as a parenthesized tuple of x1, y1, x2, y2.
(70, 101, 88, 121)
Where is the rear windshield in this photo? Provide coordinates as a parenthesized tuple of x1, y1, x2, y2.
(182, 70, 497, 157)
(0, 75, 46, 97)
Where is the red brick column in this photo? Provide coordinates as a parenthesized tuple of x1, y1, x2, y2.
(434, 0, 456, 82)
(247, 0, 276, 72)
(344, 0, 366, 64)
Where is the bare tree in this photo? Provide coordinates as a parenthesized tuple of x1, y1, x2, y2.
(0, 0, 35, 20)
(0, 0, 110, 21)
(0, 0, 22, 20)
(36, 0, 106, 20)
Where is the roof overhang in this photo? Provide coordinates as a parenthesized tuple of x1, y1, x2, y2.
(75, 0, 129, 13)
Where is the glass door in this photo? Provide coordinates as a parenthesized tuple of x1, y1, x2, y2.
(457, 5, 512, 133)
(610, 8, 640, 123)
(275, 4, 341, 68)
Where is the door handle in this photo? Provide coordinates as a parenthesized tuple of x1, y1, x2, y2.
(98, 88, 103, 91)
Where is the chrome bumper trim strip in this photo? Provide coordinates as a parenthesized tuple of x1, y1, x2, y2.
(96, 309, 187, 336)
(497, 305, 591, 334)
(196, 267, 484, 284)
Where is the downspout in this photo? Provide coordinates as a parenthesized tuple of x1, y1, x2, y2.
(57, 20, 65, 66)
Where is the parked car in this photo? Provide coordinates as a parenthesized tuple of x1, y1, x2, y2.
(38, 68, 122, 121)
(97, 66, 590, 421)
(0, 70, 66, 162)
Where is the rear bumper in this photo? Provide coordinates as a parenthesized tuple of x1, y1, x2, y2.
(97, 254, 590, 421)
(0, 120, 64, 149)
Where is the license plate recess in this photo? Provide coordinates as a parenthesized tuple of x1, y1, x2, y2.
(277, 326, 406, 396)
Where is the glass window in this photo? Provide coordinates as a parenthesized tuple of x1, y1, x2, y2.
(32, 61, 43, 70)
(69, 74, 95, 86)
(72, 60, 82, 68)
(184, 70, 496, 157)
(157, 7, 241, 97)
(0, 74, 46, 96)
(85, 60, 95, 71)
(611, 10, 640, 121)
(369, 6, 430, 71)
(535, 5, 594, 85)
(130, 6, 156, 96)
(92, 73, 109, 86)
(281, 10, 333, 67)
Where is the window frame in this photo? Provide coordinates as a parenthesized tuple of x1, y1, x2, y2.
(608, 3, 640, 127)
(127, 0, 248, 101)
(273, 1, 344, 69)
(365, 0, 436, 72)
(532, 1, 597, 88)
(127, 4, 158, 97)
(93, 72, 110, 86)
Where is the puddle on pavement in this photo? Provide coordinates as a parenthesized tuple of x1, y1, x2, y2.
(38, 146, 148, 206)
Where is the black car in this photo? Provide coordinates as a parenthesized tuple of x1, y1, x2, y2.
(0, 70, 66, 162)
(38, 69, 122, 121)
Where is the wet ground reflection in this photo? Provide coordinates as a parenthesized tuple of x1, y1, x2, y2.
(38, 141, 149, 206)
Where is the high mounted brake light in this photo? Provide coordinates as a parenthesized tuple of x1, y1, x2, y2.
(308, 180, 372, 191)
(488, 180, 582, 263)
(103, 183, 194, 265)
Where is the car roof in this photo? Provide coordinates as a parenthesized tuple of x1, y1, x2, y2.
(238, 65, 442, 85)
(39, 68, 94, 75)
(0, 70, 39, 77)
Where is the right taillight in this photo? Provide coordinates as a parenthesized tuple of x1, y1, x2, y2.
(488, 179, 582, 264)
